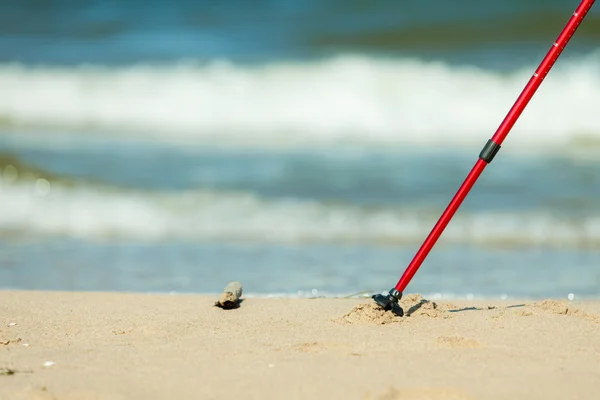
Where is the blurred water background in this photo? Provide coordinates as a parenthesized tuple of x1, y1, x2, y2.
(1, 0, 600, 299)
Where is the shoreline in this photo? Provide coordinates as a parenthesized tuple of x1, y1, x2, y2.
(1, 290, 599, 399)
(1, 288, 593, 301)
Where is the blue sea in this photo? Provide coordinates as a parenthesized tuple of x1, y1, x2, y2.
(1, 0, 600, 299)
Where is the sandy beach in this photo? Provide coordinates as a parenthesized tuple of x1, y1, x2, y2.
(1, 290, 599, 400)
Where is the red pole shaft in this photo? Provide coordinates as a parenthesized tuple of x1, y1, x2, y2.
(395, 0, 596, 293)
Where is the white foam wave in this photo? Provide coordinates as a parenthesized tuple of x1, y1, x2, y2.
(1, 54, 600, 147)
(1, 179, 599, 248)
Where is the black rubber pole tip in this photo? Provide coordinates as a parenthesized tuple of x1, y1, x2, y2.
(372, 289, 404, 317)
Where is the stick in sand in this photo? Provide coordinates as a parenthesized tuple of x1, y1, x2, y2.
(214, 281, 243, 309)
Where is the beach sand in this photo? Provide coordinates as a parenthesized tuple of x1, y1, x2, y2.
(1, 291, 599, 400)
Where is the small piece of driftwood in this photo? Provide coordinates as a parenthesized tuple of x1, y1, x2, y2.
(214, 281, 243, 309)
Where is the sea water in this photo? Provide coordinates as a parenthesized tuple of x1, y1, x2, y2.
(1, 0, 599, 299)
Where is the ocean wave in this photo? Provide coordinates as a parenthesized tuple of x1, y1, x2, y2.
(1, 178, 599, 248)
(313, 11, 600, 51)
(1, 54, 600, 147)
(0, 152, 81, 185)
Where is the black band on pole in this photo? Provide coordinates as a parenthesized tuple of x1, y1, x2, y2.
(479, 139, 501, 163)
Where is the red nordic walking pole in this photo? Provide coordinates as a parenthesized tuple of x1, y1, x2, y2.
(374, 0, 596, 317)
